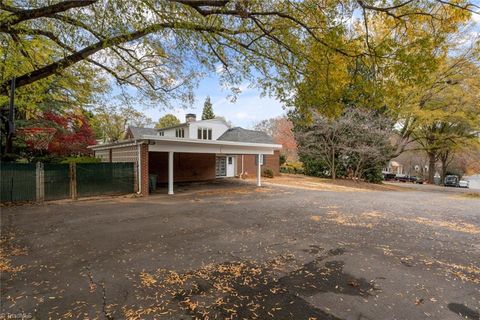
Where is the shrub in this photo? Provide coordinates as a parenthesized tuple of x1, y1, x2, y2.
(362, 165, 384, 183)
(279, 154, 287, 166)
(262, 168, 274, 178)
(60, 156, 101, 164)
(301, 156, 329, 177)
(280, 162, 304, 175)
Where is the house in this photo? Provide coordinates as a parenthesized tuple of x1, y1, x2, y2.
(384, 150, 432, 178)
(383, 160, 404, 175)
(89, 114, 282, 195)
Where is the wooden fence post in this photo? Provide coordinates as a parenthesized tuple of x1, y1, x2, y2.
(36, 162, 44, 202)
(70, 162, 77, 200)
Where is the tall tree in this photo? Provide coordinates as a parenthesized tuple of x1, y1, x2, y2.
(293, 108, 394, 181)
(201, 96, 215, 120)
(15, 110, 97, 160)
(0, 0, 475, 108)
(43, 111, 97, 157)
(0, 28, 106, 156)
(156, 114, 181, 129)
(89, 105, 153, 142)
(255, 116, 297, 161)
(405, 55, 480, 183)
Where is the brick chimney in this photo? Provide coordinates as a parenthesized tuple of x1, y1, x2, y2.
(186, 113, 196, 123)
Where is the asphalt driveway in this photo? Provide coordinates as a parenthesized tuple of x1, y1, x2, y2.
(1, 179, 479, 319)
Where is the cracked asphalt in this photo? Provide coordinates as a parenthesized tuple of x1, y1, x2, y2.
(1, 179, 479, 319)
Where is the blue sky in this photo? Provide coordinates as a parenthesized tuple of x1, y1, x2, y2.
(141, 74, 287, 129)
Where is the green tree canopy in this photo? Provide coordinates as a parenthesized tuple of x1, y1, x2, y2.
(1, 0, 476, 110)
(201, 96, 215, 120)
(156, 114, 181, 129)
(89, 105, 153, 142)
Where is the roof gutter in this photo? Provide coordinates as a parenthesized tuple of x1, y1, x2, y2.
(88, 139, 146, 151)
(141, 135, 282, 149)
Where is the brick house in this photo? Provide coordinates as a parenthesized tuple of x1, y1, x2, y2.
(89, 114, 281, 195)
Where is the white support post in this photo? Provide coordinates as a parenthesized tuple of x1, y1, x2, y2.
(241, 155, 244, 177)
(168, 151, 174, 195)
(256, 154, 262, 187)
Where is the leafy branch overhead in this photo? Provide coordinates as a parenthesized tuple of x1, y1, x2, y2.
(1, 0, 478, 106)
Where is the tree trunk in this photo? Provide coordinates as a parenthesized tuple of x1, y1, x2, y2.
(439, 151, 450, 185)
(427, 152, 436, 184)
(331, 149, 336, 180)
(440, 160, 447, 185)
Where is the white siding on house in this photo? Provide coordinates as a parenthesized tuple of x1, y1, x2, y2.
(159, 118, 229, 140)
(160, 126, 190, 138)
(188, 119, 229, 140)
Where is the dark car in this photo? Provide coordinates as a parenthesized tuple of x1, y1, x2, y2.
(383, 173, 396, 181)
(395, 174, 424, 184)
(444, 175, 459, 187)
(410, 176, 424, 184)
(395, 174, 409, 182)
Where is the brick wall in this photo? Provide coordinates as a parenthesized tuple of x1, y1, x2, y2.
(149, 152, 216, 184)
(139, 144, 149, 195)
(236, 150, 280, 177)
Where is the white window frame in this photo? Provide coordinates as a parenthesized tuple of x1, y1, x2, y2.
(197, 127, 212, 140)
(158, 131, 164, 136)
(175, 128, 185, 138)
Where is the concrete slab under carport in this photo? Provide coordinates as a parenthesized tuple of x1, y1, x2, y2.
(149, 176, 256, 195)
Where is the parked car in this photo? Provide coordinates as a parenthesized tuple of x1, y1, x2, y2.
(411, 176, 424, 184)
(444, 175, 459, 187)
(383, 173, 396, 181)
(395, 174, 423, 183)
(458, 180, 469, 188)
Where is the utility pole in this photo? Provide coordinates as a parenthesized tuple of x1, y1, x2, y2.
(5, 77, 15, 154)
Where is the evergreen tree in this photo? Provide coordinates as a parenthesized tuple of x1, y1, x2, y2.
(201, 97, 215, 120)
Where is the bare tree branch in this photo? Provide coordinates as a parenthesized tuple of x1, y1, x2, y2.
(0, 0, 98, 29)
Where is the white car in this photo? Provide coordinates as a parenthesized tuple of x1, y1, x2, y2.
(458, 180, 469, 188)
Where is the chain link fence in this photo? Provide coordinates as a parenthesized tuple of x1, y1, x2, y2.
(1, 162, 135, 203)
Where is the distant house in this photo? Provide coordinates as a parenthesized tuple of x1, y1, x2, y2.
(383, 160, 404, 175)
(384, 151, 432, 178)
(89, 114, 281, 195)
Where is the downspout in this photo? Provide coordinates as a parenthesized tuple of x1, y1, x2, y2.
(137, 141, 142, 195)
(241, 155, 244, 177)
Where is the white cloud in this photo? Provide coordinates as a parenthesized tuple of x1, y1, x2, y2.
(472, 12, 480, 23)
(233, 112, 257, 120)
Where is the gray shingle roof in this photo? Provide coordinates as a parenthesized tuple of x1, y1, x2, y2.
(218, 127, 274, 144)
(127, 126, 158, 139)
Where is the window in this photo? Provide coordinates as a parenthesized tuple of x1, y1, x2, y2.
(228, 156, 233, 165)
(158, 131, 164, 136)
(175, 128, 185, 138)
(197, 127, 212, 140)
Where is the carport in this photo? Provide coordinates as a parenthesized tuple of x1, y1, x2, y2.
(91, 135, 281, 196)
(145, 135, 281, 195)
